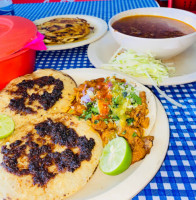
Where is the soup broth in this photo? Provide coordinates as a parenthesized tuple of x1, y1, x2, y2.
(112, 15, 196, 39)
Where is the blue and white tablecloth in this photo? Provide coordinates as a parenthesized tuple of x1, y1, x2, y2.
(13, 0, 196, 199)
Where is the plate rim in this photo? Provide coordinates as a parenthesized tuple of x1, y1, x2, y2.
(34, 14, 108, 51)
(62, 68, 170, 200)
(87, 31, 196, 86)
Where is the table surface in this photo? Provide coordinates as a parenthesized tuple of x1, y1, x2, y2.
(13, 0, 196, 199)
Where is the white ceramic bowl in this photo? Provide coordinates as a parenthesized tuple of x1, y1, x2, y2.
(109, 7, 196, 59)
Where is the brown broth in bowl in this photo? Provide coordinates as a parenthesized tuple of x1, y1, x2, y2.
(112, 15, 196, 38)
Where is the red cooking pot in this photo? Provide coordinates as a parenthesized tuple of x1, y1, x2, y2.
(174, 0, 196, 11)
(0, 49, 36, 89)
(0, 16, 37, 90)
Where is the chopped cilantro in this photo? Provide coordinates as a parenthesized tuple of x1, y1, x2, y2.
(129, 92, 142, 105)
(119, 82, 124, 85)
(69, 109, 74, 114)
(86, 102, 93, 110)
(91, 107, 99, 115)
(82, 102, 99, 119)
(112, 115, 119, 121)
(80, 109, 92, 120)
(108, 109, 113, 115)
(94, 120, 99, 124)
(121, 130, 126, 135)
(113, 104, 119, 108)
(103, 118, 109, 124)
(126, 118, 134, 125)
(132, 132, 137, 137)
(112, 96, 119, 104)
(112, 96, 120, 108)
(104, 78, 109, 82)
(84, 113, 92, 120)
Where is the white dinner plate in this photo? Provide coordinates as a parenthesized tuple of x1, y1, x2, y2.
(88, 32, 196, 86)
(62, 68, 169, 200)
(34, 15, 108, 50)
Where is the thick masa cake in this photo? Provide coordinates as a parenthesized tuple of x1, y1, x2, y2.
(0, 69, 77, 129)
(0, 113, 103, 200)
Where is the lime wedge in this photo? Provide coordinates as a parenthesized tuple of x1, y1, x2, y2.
(0, 114, 15, 139)
(99, 137, 132, 175)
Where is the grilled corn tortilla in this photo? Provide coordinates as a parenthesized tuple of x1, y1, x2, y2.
(0, 113, 103, 200)
(0, 69, 76, 129)
(37, 18, 91, 44)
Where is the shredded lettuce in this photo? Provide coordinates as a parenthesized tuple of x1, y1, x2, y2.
(101, 48, 175, 84)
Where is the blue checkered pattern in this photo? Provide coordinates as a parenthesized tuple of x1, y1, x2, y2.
(13, 1, 196, 199)
(144, 83, 196, 200)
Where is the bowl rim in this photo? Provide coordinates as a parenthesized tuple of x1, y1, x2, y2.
(109, 7, 196, 41)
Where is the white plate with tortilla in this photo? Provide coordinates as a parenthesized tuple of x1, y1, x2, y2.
(63, 68, 169, 200)
(34, 15, 107, 50)
(88, 32, 196, 86)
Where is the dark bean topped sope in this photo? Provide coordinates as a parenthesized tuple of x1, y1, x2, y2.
(1, 119, 95, 187)
(112, 15, 196, 39)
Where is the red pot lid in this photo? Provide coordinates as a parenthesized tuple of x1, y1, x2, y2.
(0, 15, 37, 60)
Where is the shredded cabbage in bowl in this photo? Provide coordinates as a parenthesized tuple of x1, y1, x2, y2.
(101, 48, 175, 84)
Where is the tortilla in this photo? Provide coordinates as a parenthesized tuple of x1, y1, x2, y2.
(0, 69, 77, 129)
(70, 75, 156, 163)
(0, 113, 103, 200)
(37, 18, 91, 44)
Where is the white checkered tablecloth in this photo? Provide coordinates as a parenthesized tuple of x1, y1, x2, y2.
(13, 0, 196, 199)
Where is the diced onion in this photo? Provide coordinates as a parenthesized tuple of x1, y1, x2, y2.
(81, 94, 91, 104)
